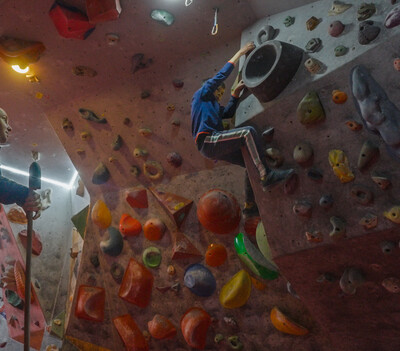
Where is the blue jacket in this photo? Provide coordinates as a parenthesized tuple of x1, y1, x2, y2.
(191, 62, 239, 142)
(0, 168, 29, 206)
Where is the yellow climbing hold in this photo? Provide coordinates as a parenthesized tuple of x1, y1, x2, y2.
(219, 269, 251, 309)
(384, 206, 400, 224)
(91, 199, 112, 229)
(35, 92, 43, 99)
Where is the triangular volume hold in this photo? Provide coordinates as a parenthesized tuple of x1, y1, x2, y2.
(71, 205, 90, 239)
(125, 188, 148, 209)
(171, 231, 202, 260)
(149, 187, 193, 228)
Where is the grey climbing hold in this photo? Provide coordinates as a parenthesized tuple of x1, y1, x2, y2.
(329, 216, 346, 240)
(339, 267, 365, 294)
(357, 140, 379, 170)
(319, 194, 333, 209)
(293, 200, 312, 218)
(92, 162, 110, 184)
(150, 9, 175, 26)
(293, 142, 313, 164)
(79, 108, 107, 123)
(112, 135, 123, 151)
(305, 38, 322, 53)
(358, 21, 380, 45)
(350, 184, 373, 205)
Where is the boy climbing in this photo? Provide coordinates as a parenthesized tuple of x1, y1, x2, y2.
(0, 108, 42, 218)
(191, 42, 295, 218)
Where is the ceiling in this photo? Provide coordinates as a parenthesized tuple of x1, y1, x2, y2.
(0, 0, 315, 188)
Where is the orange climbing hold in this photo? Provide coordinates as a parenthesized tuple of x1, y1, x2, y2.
(205, 243, 227, 267)
(197, 189, 241, 234)
(119, 258, 154, 308)
(270, 306, 309, 336)
(7, 206, 27, 224)
(181, 307, 211, 350)
(75, 285, 105, 322)
(251, 276, 267, 291)
(143, 218, 165, 241)
(148, 314, 177, 340)
(126, 188, 148, 209)
(113, 314, 148, 351)
(332, 90, 347, 104)
(14, 261, 34, 302)
(119, 213, 142, 237)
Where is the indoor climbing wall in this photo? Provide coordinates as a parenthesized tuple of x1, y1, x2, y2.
(237, 1, 400, 350)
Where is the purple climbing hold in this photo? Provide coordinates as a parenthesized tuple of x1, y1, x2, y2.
(184, 264, 216, 297)
(166, 152, 182, 167)
(172, 79, 184, 88)
(385, 5, 400, 28)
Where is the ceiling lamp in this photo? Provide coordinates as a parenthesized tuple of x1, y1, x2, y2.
(0, 36, 45, 72)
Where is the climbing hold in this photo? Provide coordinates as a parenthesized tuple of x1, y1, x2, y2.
(220, 270, 251, 309)
(79, 108, 107, 123)
(227, 336, 243, 350)
(382, 277, 400, 293)
(166, 152, 183, 168)
(339, 267, 365, 294)
(328, 150, 354, 183)
(81, 131, 92, 140)
(90, 254, 100, 268)
(359, 212, 378, 229)
(319, 194, 333, 209)
(72, 65, 97, 77)
(335, 46, 348, 57)
(371, 171, 391, 190)
(380, 241, 396, 255)
(119, 258, 154, 308)
(257, 24, 279, 43)
(167, 103, 175, 111)
(75, 285, 105, 322)
(92, 162, 110, 184)
(156, 286, 171, 294)
(328, 1, 352, 15)
(5, 290, 23, 310)
(205, 243, 227, 267)
(100, 227, 124, 256)
(305, 230, 323, 243)
(197, 189, 240, 234)
(235, 232, 279, 280)
(171, 231, 202, 259)
(150, 9, 175, 26)
(329, 216, 346, 240)
(304, 58, 322, 74)
(305, 38, 322, 53)
(108, 156, 117, 163)
(293, 200, 312, 217)
(171, 282, 180, 293)
(270, 307, 309, 335)
(143, 161, 164, 180)
(306, 16, 320, 30)
(284, 173, 298, 194)
(119, 213, 142, 237)
(105, 33, 119, 45)
(143, 218, 166, 241)
(139, 128, 152, 137)
(358, 20, 380, 45)
(350, 184, 373, 205)
(112, 135, 123, 150)
(184, 264, 216, 297)
(123, 117, 131, 125)
(172, 79, 184, 88)
(76, 178, 85, 197)
(49, 2, 95, 40)
(171, 118, 181, 126)
(62, 118, 74, 131)
(214, 334, 224, 343)
(86, 0, 121, 23)
(357, 140, 379, 170)
(283, 16, 295, 27)
(262, 127, 274, 143)
(110, 262, 124, 284)
(7, 206, 27, 224)
(148, 314, 177, 340)
(142, 246, 162, 268)
(91, 199, 112, 229)
(345, 120, 362, 131)
(167, 265, 176, 275)
(394, 58, 400, 71)
(357, 3, 376, 21)
(133, 147, 148, 158)
(297, 91, 325, 125)
(251, 276, 267, 290)
(328, 20, 345, 37)
(113, 314, 149, 351)
(384, 206, 400, 224)
(308, 167, 322, 181)
(265, 148, 284, 167)
(255, 222, 275, 263)
(0, 36, 45, 67)
(130, 165, 141, 176)
(76, 148, 86, 155)
(244, 215, 261, 236)
(131, 53, 152, 74)
(385, 5, 400, 28)
(14, 261, 34, 302)
(126, 188, 148, 208)
(141, 90, 151, 99)
(181, 308, 211, 349)
(18, 229, 42, 255)
(332, 90, 348, 104)
(293, 142, 313, 164)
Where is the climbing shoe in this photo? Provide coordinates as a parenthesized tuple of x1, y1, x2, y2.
(261, 169, 295, 189)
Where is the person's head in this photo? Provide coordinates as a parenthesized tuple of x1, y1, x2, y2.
(0, 108, 11, 144)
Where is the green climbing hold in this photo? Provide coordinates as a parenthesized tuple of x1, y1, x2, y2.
(297, 91, 325, 125)
(71, 205, 89, 239)
(234, 232, 279, 280)
(228, 336, 244, 350)
(5, 289, 24, 310)
(142, 246, 162, 268)
(150, 9, 175, 26)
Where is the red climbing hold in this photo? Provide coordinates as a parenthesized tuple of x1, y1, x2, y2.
(75, 285, 105, 322)
(86, 0, 121, 24)
(126, 188, 148, 209)
(197, 189, 241, 234)
(171, 231, 202, 260)
(119, 214, 142, 237)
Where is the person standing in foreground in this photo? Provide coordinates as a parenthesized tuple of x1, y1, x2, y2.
(0, 108, 42, 219)
(191, 42, 295, 217)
